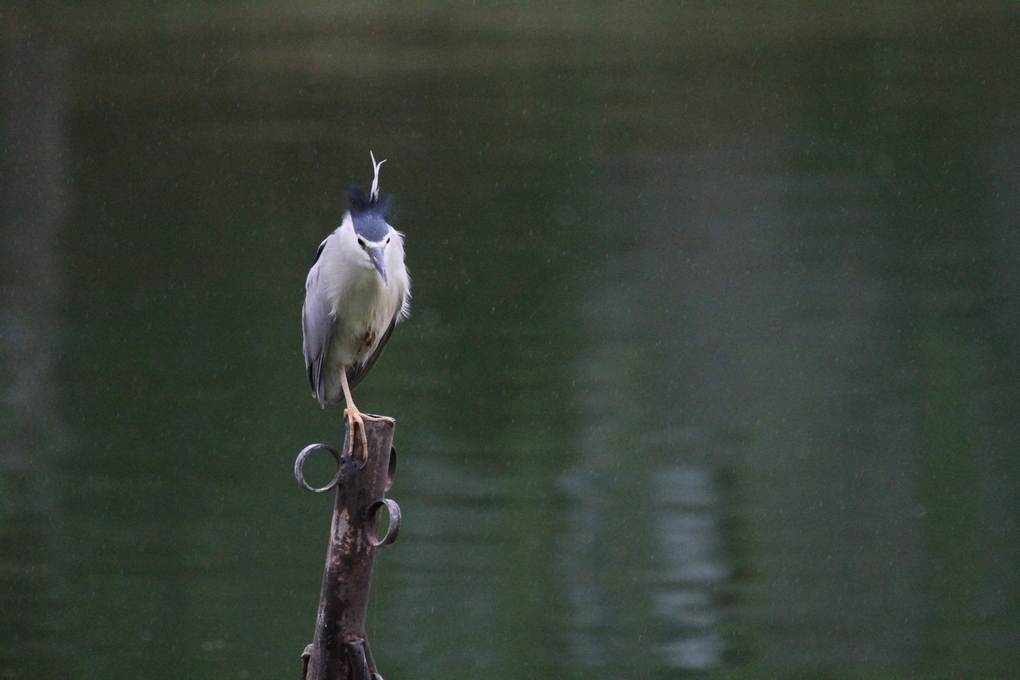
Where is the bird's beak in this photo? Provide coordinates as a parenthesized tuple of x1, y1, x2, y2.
(368, 247, 388, 286)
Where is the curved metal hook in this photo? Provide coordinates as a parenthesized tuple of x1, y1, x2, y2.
(367, 498, 401, 547)
(294, 443, 344, 493)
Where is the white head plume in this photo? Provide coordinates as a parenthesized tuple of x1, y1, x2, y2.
(369, 150, 387, 202)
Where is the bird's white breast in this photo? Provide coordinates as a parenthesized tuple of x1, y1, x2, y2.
(317, 216, 409, 369)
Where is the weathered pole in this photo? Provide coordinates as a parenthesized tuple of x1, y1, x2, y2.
(295, 417, 401, 680)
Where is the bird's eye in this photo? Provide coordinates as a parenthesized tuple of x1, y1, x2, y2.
(357, 237, 366, 248)
(385, 236, 391, 244)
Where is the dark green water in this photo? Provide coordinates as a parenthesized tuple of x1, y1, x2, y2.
(2, 3, 1019, 678)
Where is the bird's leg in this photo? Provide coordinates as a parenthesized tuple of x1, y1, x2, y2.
(340, 370, 371, 461)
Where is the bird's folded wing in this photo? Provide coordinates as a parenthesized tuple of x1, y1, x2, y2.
(302, 261, 336, 405)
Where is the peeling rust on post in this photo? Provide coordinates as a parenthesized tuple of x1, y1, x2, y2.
(296, 417, 400, 680)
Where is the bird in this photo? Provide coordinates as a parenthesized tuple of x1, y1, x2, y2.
(302, 152, 411, 459)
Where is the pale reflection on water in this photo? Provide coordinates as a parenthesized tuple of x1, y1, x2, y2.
(650, 465, 725, 670)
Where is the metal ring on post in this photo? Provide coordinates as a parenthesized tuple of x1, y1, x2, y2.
(294, 443, 344, 493)
(367, 498, 401, 547)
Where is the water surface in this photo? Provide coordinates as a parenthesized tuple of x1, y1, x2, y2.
(2, 3, 1019, 678)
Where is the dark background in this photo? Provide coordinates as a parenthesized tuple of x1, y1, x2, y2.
(2, 2, 1019, 678)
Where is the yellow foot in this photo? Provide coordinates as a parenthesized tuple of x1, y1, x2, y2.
(343, 408, 393, 460)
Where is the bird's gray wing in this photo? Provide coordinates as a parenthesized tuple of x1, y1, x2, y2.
(346, 313, 398, 392)
(302, 242, 336, 405)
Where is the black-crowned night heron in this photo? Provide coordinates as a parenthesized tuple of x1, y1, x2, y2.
(302, 152, 411, 458)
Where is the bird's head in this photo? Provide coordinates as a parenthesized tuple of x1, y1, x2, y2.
(348, 152, 393, 285)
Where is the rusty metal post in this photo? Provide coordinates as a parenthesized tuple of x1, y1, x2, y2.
(295, 417, 401, 680)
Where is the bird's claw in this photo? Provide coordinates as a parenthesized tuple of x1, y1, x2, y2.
(343, 407, 371, 461)
(343, 408, 395, 461)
